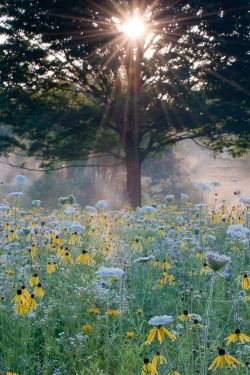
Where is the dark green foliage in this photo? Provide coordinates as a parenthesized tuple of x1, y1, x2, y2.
(0, 1, 249, 204)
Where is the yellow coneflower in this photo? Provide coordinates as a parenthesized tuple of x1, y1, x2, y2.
(27, 294, 37, 312)
(29, 274, 39, 287)
(21, 285, 31, 300)
(5, 268, 15, 275)
(145, 326, 176, 344)
(208, 348, 241, 370)
(28, 244, 37, 260)
(178, 310, 193, 321)
(136, 309, 144, 316)
(141, 358, 158, 375)
(161, 260, 171, 270)
(126, 331, 135, 339)
(88, 307, 101, 315)
(131, 238, 142, 251)
(46, 262, 56, 274)
(242, 273, 250, 290)
(61, 251, 73, 264)
(7, 229, 18, 242)
(200, 263, 212, 275)
(152, 352, 167, 367)
(69, 232, 78, 245)
(34, 283, 44, 298)
(225, 328, 250, 344)
(105, 309, 120, 317)
(168, 371, 181, 375)
(76, 250, 95, 265)
(12, 289, 26, 305)
(152, 259, 161, 268)
(57, 246, 65, 257)
(196, 251, 204, 260)
(82, 324, 93, 335)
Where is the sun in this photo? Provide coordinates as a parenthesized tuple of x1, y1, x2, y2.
(118, 15, 146, 40)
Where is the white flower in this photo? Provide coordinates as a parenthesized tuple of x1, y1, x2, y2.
(32, 200, 42, 206)
(9, 191, 23, 197)
(95, 267, 124, 279)
(64, 208, 76, 215)
(0, 204, 10, 211)
(196, 182, 210, 192)
(15, 175, 28, 185)
(180, 193, 189, 200)
(211, 181, 221, 187)
(227, 225, 250, 240)
(148, 315, 173, 326)
(85, 205, 97, 213)
(165, 194, 175, 202)
(239, 196, 250, 205)
(139, 206, 157, 215)
(69, 224, 85, 233)
(206, 251, 231, 271)
(134, 255, 155, 263)
(95, 200, 108, 211)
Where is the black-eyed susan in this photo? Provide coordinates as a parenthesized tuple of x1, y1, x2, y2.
(34, 283, 44, 298)
(178, 310, 193, 321)
(146, 315, 176, 344)
(105, 309, 120, 317)
(131, 238, 142, 251)
(200, 262, 212, 275)
(82, 324, 93, 335)
(88, 307, 101, 315)
(76, 250, 95, 265)
(29, 273, 39, 287)
(12, 289, 26, 305)
(242, 273, 250, 290)
(46, 262, 56, 274)
(61, 251, 73, 264)
(208, 348, 241, 370)
(126, 331, 135, 339)
(141, 358, 158, 375)
(225, 328, 250, 344)
(152, 352, 166, 367)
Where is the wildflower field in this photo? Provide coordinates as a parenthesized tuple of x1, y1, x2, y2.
(0, 188, 250, 375)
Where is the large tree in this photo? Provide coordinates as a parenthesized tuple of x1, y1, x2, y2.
(0, 0, 249, 207)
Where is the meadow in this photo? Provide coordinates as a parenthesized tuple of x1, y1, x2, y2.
(0, 186, 250, 375)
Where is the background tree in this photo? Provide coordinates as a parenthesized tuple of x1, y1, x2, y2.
(0, 0, 249, 207)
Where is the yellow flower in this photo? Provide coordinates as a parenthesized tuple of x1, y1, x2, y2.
(196, 251, 204, 260)
(131, 239, 142, 251)
(126, 331, 135, 339)
(76, 250, 95, 265)
(88, 307, 101, 315)
(12, 289, 26, 305)
(105, 309, 120, 317)
(5, 268, 15, 275)
(61, 251, 73, 264)
(141, 358, 158, 375)
(29, 274, 39, 287)
(152, 352, 167, 367)
(225, 328, 250, 344)
(200, 263, 212, 275)
(6, 372, 19, 375)
(136, 309, 144, 316)
(208, 348, 241, 370)
(242, 273, 250, 290)
(46, 262, 56, 274)
(145, 326, 176, 344)
(82, 324, 93, 335)
(168, 371, 181, 375)
(178, 310, 193, 321)
(34, 283, 44, 298)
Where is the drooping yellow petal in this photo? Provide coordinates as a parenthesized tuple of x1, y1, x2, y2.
(162, 327, 176, 341)
(145, 328, 157, 344)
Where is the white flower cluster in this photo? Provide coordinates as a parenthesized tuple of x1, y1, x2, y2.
(206, 251, 231, 271)
(148, 315, 173, 326)
(227, 225, 250, 240)
(95, 267, 124, 279)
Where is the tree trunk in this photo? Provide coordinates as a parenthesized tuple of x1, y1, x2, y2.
(126, 153, 142, 208)
(123, 44, 143, 208)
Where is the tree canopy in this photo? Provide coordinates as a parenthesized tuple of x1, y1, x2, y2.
(0, 0, 249, 206)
